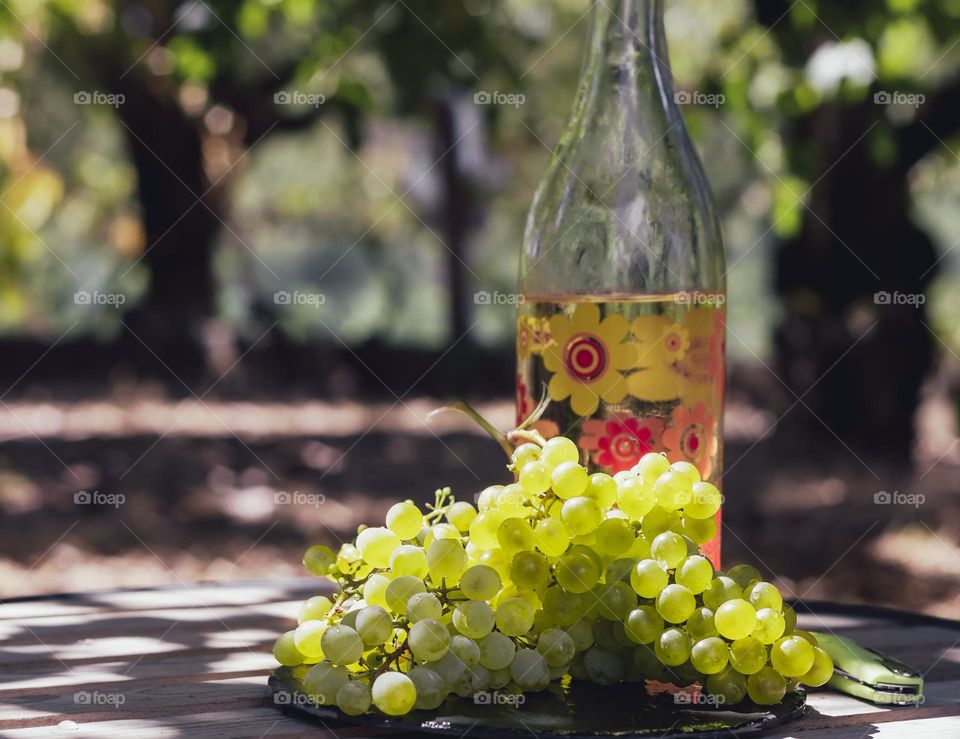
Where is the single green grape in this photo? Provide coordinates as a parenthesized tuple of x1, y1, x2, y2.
(336, 681, 371, 716)
(640, 506, 680, 537)
(652, 470, 693, 511)
(497, 517, 536, 554)
(726, 564, 763, 589)
(656, 584, 697, 624)
(630, 559, 669, 599)
(561, 496, 602, 535)
(384, 575, 426, 615)
(303, 545, 336, 577)
(495, 597, 535, 637)
(509, 550, 550, 591)
(356, 527, 402, 568)
(702, 576, 742, 610)
(593, 518, 635, 557)
(555, 552, 601, 594)
(427, 538, 468, 582)
(426, 649, 468, 685)
(747, 581, 784, 611)
(552, 461, 589, 499)
(320, 624, 363, 665)
(686, 606, 718, 640)
(633, 452, 671, 484)
(654, 627, 691, 666)
(519, 460, 551, 494)
(541, 436, 580, 468)
(478, 632, 516, 670)
(585, 473, 618, 508)
(452, 601, 495, 639)
(422, 523, 460, 549)
(371, 672, 417, 716)
(706, 666, 748, 705)
(510, 648, 551, 690)
(676, 555, 713, 594)
(304, 661, 349, 705)
(598, 581, 637, 621)
(446, 501, 477, 532)
(450, 634, 481, 668)
(477, 547, 511, 580)
(729, 636, 767, 675)
(542, 586, 583, 628)
(363, 574, 390, 609)
(385, 501, 424, 539)
(752, 607, 786, 644)
(604, 557, 635, 584)
(408, 618, 451, 661)
(459, 564, 502, 601)
(511, 442, 542, 469)
(476, 485, 502, 512)
(747, 666, 787, 705)
(537, 628, 576, 667)
(298, 595, 333, 625)
(408, 666, 447, 710)
(782, 604, 797, 634)
(390, 544, 428, 578)
(685, 481, 722, 519)
(770, 635, 816, 677)
(616, 476, 657, 520)
(681, 515, 717, 545)
(691, 636, 730, 674)
(582, 647, 625, 685)
(534, 518, 571, 557)
(355, 606, 393, 646)
(714, 599, 758, 640)
(650, 531, 687, 569)
(273, 630, 305, 666)
(406, 592, 443, 623)
(293, 620, 327, 659)
(670, 461, 701, 483)
(625, 605, 664, 645)
(798, 647, 834, 687)
(566, 618, 595, 652)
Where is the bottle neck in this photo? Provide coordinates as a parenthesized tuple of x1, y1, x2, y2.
(568, 0, 680, 156)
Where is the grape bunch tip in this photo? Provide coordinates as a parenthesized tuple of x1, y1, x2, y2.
(274, 432, 833, 717)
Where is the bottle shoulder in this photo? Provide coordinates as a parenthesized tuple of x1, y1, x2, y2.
(520, 110, 724, 297)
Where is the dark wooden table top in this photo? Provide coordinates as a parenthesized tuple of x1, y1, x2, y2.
(2, 579, 958, 737)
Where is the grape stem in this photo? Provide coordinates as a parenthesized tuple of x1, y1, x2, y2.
(427, 401, 514, 460)
(368, 641, 410, 679)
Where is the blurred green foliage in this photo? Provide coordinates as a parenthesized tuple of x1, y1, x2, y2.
(0, 0, 957, 357)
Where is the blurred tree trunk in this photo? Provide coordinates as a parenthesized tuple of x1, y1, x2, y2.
(112, 79, 223, 377)
(773, 102, 938, 458)
(435, 98, 470, 342)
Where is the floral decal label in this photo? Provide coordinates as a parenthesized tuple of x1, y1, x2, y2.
(516, 297, 725, 567)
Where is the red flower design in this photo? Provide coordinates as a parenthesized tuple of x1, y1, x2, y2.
(579, 414, 666, 473)
(516, 374, 532, 426)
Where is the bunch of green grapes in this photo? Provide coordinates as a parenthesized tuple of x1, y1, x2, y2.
(273, 437, 833, 716)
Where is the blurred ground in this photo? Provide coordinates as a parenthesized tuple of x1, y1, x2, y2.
(1, 361, 959, 619)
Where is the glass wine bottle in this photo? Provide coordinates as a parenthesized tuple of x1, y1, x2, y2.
(516, 0, 726, 565)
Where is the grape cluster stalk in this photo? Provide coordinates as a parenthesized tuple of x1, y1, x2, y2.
(273, 435, 833, 716)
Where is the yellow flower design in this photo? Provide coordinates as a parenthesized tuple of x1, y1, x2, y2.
(516, 315, 551, 359)
(542, 303, 638, 416)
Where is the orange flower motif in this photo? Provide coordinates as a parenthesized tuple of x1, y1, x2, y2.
(661, 323, 690, 362)
(579, 414, 666, 473)
(531, 419, 559, 440)
(661, 402, 718, 480)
